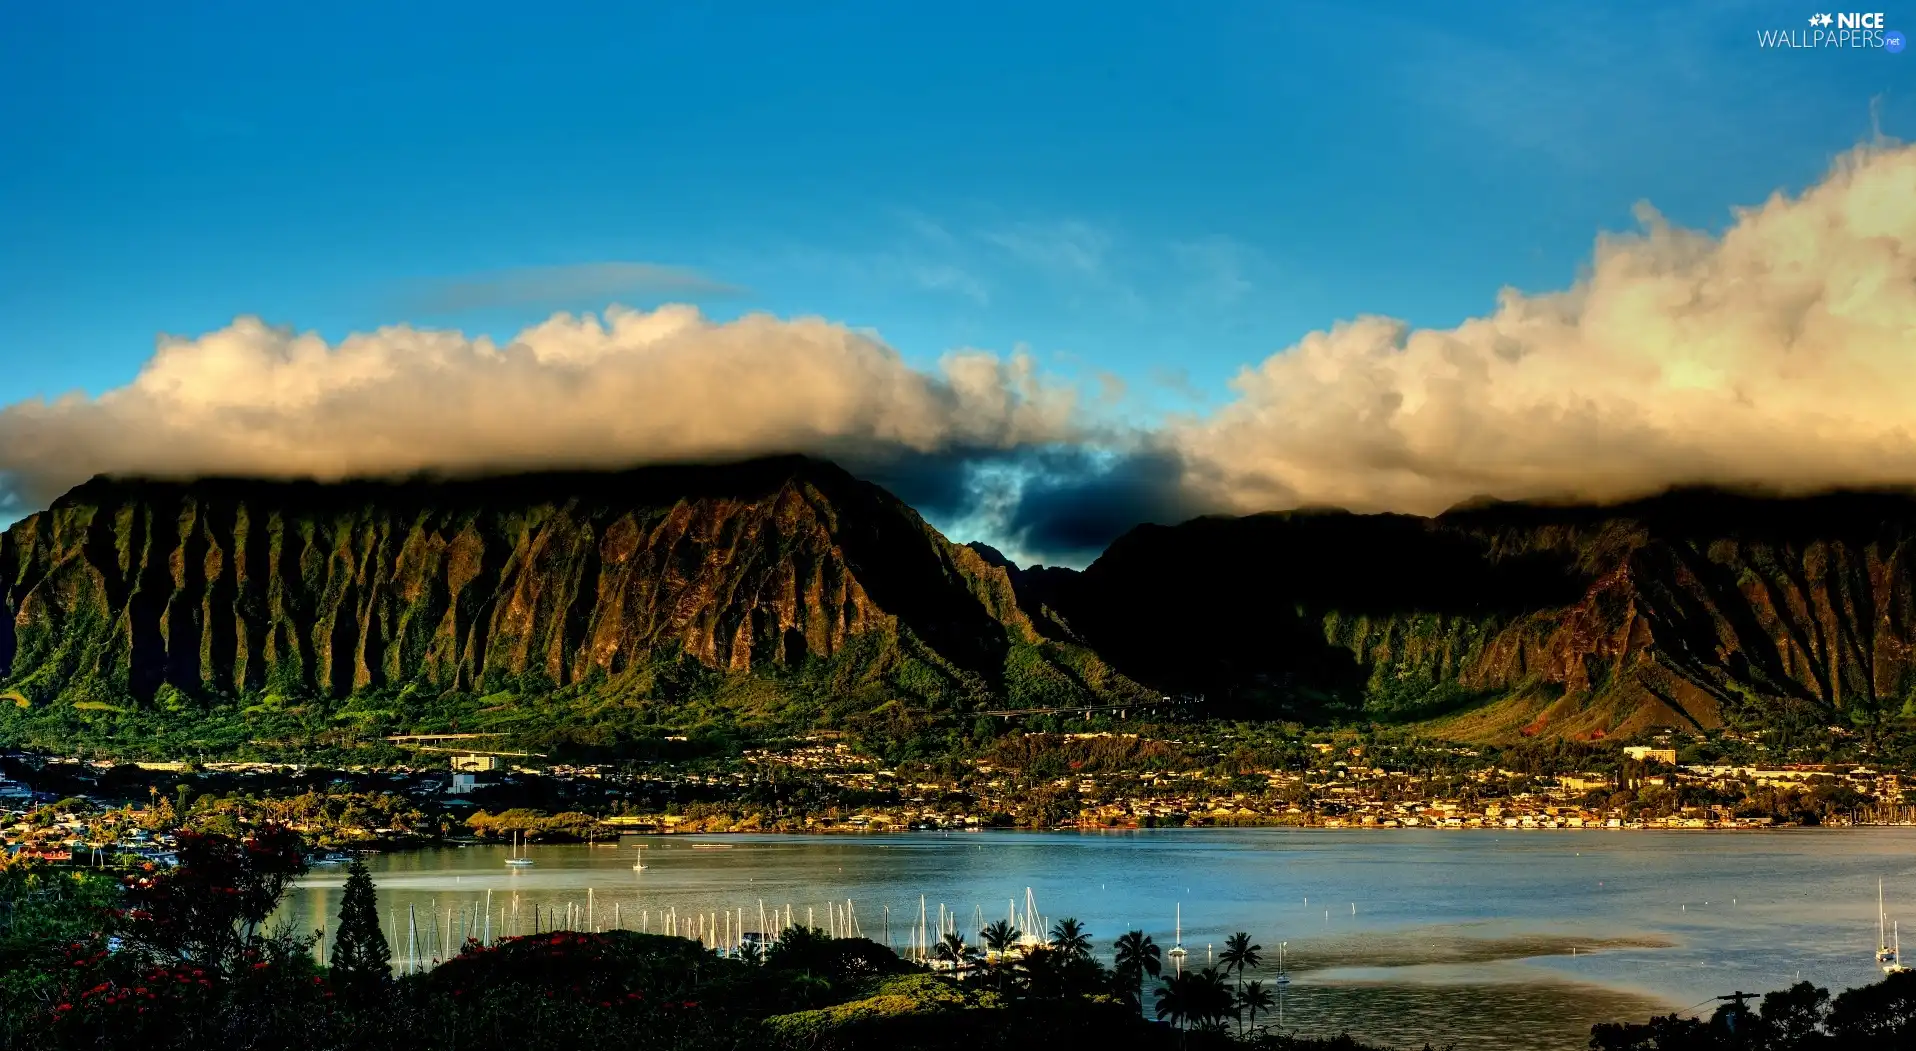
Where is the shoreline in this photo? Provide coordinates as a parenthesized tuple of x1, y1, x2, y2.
(382, 821, 1916, 854)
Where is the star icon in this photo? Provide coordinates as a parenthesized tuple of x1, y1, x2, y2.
(1810, 13, 1820, 23)
(1822, 13, 1835, 25)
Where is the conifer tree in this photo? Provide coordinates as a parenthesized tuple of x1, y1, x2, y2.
(329, 860, 390, 994)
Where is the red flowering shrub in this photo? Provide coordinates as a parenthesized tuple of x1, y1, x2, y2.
(33, 931, 338, 1051)
(12, 826, 350, 1050)
(118, 825, 307, 968)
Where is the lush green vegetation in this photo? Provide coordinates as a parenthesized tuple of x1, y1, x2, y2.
(0, 635, 1116, 765)
(0, 865, 123, 1048)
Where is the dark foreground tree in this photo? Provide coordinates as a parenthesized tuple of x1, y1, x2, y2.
(1049, 917, 1092, 960)
(1829, 969, 1916, 1044)
(1592, 971, 1916, 1050)
(1113, 929, 1161, 1008)
(35, 828, 331, 1051)
(328, 860, 389, 995)
(120, 825, 308, 968)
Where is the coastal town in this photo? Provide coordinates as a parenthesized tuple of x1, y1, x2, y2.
(5, 725, 1913, 864)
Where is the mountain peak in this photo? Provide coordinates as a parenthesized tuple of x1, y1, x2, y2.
(963, 541, 1018, 571)
(0, 458, 1146, 744)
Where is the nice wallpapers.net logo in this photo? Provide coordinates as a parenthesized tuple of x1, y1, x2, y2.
(1757, 11, 1905, 49)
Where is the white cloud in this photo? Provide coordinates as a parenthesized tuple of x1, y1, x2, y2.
(1172, 141, 1916, 515)
(0, 305, 1079, 505)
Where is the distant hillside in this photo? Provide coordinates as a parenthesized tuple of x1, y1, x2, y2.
(0, 457, 1147, 755)
(1033, 489, 1916, 740)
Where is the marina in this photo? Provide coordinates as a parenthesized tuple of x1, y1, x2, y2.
(281, 826, 1916, 1051)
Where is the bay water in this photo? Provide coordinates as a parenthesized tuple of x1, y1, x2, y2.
(282, 828, 1916, 1050)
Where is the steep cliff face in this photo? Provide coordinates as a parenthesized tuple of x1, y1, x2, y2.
(11, 461, 1908, 747)
(1045, 490, 1916, 739)
(0, 457, 1142, 725)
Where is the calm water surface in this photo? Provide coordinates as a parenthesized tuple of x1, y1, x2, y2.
(282, 828, 1916, 1051)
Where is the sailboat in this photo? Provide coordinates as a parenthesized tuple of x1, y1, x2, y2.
(1890, 922, 1911, 975)
(631, 845, 647, 872)
(1275, 940, 1291, 986)
(1016, 888, 1045, 950)
(1879, 880, 1898, 967)
(505, 830, 535, 868)
(1167, 904, 1188, 967)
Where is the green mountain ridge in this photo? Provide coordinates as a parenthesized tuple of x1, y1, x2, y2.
(1037, 489, 1916, 741)
(0, 457, 1148, 755)
(5, 459, 1916, 755)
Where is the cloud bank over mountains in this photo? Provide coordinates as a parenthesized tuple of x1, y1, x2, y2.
(1172, 140, 1916, 519)
(0, 305, 1078, 512)
(3, 142, 1913, 566)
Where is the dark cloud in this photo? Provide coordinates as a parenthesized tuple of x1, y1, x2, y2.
(839, 448, 985, 525)
(831, 445, 1204, 569)
(994, 447, 1202, 567)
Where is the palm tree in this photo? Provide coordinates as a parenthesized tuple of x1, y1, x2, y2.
(1237, 980, 1276, 1036)
(1154, 970, 1194, 1030)
(1191, 965, 1236, 1029)
(1017, 944, 1067, 997)
(1113, 929, 1162, 1007)
(1050, 917, 1091, 960)
(980, 918, 1021, 961)
(934, 931, 979, 972)
(1218, 931, 1262, 998)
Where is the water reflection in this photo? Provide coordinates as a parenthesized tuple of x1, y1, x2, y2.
(280, 828, 1916, 1051)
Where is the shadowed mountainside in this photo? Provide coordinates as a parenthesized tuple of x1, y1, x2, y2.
(1034, 489, 1916, 740)
(5, 459, 1915, 749)
(0, 457, 1146, 750)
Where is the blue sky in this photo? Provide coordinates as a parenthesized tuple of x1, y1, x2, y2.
(3, 0, 1904, 414)
(1, 1, 1911, 563)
